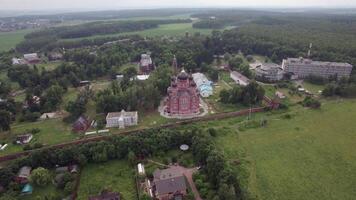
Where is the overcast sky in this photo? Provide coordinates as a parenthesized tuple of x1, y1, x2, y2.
(0, 0, 356, 11)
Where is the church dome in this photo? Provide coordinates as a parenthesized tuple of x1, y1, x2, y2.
(177, 70, 189, 80)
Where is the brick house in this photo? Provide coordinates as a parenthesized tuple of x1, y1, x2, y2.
(153, 167, 187, 200)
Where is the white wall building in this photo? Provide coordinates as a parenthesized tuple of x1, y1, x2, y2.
(255, 63, 284, 81)
(106, 110, 138, 129)
(282, 57, 353, 79)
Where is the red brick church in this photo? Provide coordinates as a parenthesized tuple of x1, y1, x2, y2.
(165, 58, 200, 116)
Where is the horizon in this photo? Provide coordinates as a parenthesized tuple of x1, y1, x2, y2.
(1, 0, 356, 12)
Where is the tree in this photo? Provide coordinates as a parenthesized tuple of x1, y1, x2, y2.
(64, 181, 75, 195)
(66, 100, 86, 119)
(123, 66, 137, 80)
(0, 110, 11, 131)
(127, 150, 136, 166)
(219, 89, 230, 104)
(30, 167, 52, 186)
(43, 85, 65, 111)
(207, 68, 219, 82)
(229, 57, 243, 70)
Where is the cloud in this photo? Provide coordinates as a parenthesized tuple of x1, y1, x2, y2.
(0, 0, 355, 10)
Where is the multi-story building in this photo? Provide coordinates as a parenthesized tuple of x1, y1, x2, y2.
(282, 57, 353, 79)
(255, 63, 284, 81)
(106, 110, 138, 129)
(165, 70, 200, 116)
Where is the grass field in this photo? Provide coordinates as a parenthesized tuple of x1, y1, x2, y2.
(0, 119, 78, 156)
(62, 23, 217, 42)
(77, 160, 136, 200)
(213, 99, 356, 200)
(0, 29, 33, 52)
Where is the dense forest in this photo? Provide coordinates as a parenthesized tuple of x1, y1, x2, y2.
(200, 13, 356, 67)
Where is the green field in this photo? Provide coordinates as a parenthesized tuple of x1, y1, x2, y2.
(62, 23, 217, 41)
(213, 99, 356, 200)
(0, 119, 78, 156)
(77, 160, 136, 200)
(0, 29, 33, 52)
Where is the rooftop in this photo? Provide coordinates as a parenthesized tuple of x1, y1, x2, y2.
(285, 58, 352, 68)
(106, 110, 137, 119)
(18, 166, 31, 178)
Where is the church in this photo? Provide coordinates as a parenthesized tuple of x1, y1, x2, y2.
(165, 59, 200, 116)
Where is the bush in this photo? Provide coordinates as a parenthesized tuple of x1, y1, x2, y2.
(302, 97, 321, 109)
(64, 181, 75, 195)
(30, 167, 52, 186)
(20, 111, 40, 122)
(208, 128, 217, 137)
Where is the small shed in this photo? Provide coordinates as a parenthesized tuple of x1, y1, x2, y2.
(137, 163, 145, 175)
(21, 184, 33, 195)
(69, 165, 79, 173)
(72, 116, 91, 132)
(16, 166, 32, 184)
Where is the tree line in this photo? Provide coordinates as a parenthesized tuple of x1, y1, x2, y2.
(0, 127, 242, 200)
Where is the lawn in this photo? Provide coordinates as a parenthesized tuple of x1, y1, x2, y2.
(302, 81, 325, 94)
(262, 84, 276, 99)
(0, 29, 33, 52)
(0, 118, 78, 156)
(77, 160, 136, 200)
(215, 99, 356, 200)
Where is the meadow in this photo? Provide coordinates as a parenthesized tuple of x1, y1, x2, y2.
(213, 99, 356, 200)
(76, 160, 136, 200)
(0, 29, 32, 52)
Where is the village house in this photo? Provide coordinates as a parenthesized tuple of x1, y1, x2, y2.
(48, 52, 63, 61)
(106, 110, 138, 129)
(72, 116, 91, 132)
(15, 166, 32, 184)
(192, 73, 213, 97)
(153, 167, 187, 200)
(230, 71, 250, 86)
(12, 57, 26, 65)
(23, 53, 40, 64)
(16, 134, 33, 145)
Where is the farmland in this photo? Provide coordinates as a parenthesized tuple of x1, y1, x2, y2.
(212, 99, 356, 200)
(0, 29, 32, 52)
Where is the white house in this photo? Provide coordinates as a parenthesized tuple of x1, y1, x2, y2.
(106, 110, 138, 129)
